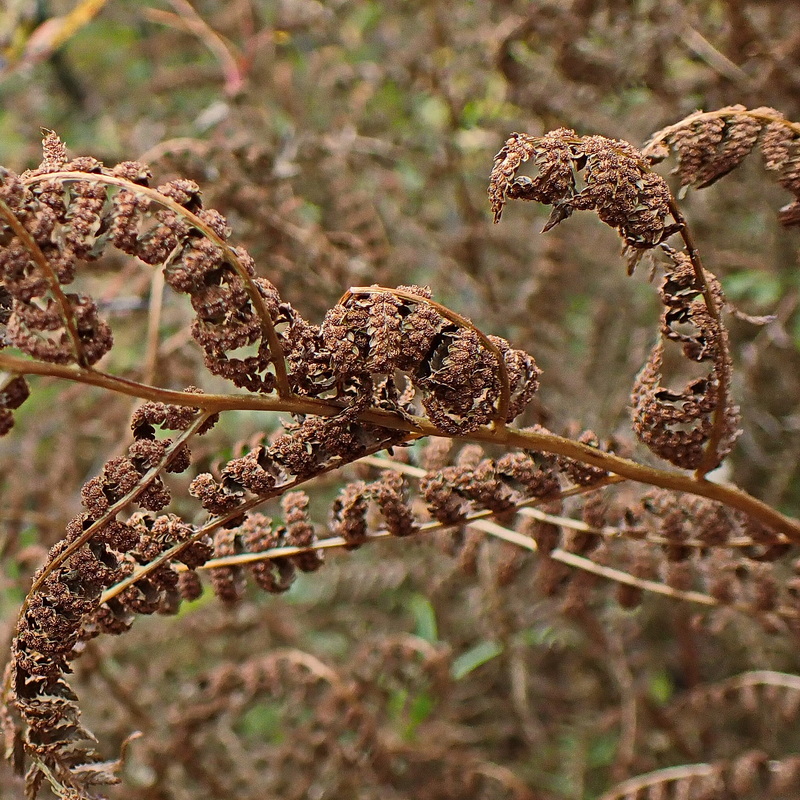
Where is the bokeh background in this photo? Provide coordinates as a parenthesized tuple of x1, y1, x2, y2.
(2, 2, 800, 798)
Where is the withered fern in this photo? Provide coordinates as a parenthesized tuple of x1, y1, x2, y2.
(0, 110, 800, 799)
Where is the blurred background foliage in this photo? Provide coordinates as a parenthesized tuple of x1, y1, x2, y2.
(2, 1, 800, 798)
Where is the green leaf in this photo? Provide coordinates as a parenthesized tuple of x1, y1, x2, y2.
(517, 623, 574, 649)
(588, 732, 618, 767)
(175, 590, 213, 618)
(649, 671, 674, 705)
(236, 701, 284, 743)
(722, 271, 782, 307)
(408, 594, 438, 643)
(451, 641, 503, 680)
(387, 688, 435, 740)
(407, 691, 435, 727)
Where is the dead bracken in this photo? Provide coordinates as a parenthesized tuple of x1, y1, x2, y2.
(0, 109, 799, 800)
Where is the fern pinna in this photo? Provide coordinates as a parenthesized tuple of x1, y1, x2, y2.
(1, 108, 800, 799)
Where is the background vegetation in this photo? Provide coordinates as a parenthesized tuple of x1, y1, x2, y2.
(1, 1, 800, 798)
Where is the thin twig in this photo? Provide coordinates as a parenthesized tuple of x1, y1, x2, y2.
(143, 267, 165, 385)
(143, 1, 245, 95)
(679, 25, 753, 87)
(608, 626, 638, 781)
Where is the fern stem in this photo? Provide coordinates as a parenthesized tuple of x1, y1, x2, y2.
(668, 200, 733, 479)
(2, 348, 798, 541)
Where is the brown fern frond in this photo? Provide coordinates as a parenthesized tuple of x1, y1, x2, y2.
(41, 181, 284, 394)
(352, 634, 451, 698)
(281, 490, 324, 571)
(5, 404, 211, 798)
(371, 470, 418, 538)
(330, 284, 539, 432)
(489, 128, 738, 474)
(0, 178, 111, 368)
(166, 649, 386, 795)
(600, 751, 800, 800)
(672, 671, 800, 724)
(490, 128, 676, 253)
(5, 113, 800, 800)
(631, 247, 740, 472)
(644, 105, 800, 226)
(0, 373, 29, 435)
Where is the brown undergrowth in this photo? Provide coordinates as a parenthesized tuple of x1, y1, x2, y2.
(0, 107, 800, 798)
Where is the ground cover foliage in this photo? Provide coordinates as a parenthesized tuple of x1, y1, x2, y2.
(1, 1, 800, 799)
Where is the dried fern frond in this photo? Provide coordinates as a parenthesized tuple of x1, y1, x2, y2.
(670, 671, 800, 726)
(490, 128, 677, 257)
(631, 248, 740, 472)
(490, 129, 737, 475)
(644, 105, 800, 226)
(3, 112, 800, 800)
(600, 751, 800, 800)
